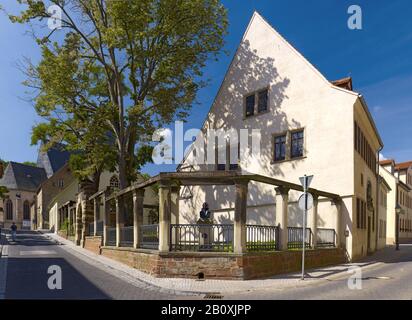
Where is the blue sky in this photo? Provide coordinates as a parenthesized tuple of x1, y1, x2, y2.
(0, 0, 411, 176)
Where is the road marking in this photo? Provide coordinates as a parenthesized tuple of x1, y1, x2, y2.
(19, 250, 57, 256)
(0, 245, 8, 299)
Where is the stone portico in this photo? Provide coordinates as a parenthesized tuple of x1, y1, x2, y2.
(80, 171, 346, 280)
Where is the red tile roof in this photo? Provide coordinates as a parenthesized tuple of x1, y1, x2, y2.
(395, 161, 412, 171)
(380, 159, 395, 166)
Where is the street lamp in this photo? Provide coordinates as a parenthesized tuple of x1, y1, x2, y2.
(395, 204, 402, 251)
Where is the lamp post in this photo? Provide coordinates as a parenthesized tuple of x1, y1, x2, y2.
(395, 204, 402, 251)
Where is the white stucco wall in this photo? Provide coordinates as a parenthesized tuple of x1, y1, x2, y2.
(178, 12, 382, 260)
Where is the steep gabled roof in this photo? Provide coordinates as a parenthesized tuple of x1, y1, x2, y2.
(0, 162, 47, 192)
(252, 12, 383, 148)
(47, 144, 71, 173)
(37, 143, 72, 178)
(178, 11, 383, 169)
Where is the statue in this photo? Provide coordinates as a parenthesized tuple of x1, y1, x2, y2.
(199, 202, 212, 222)
(197, 202, 213, 250)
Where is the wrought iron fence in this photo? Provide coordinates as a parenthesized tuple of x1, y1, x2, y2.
(316, 228, 336, 247)
(170, 224, 233, 252)
(106, 227, 116, 246)
(96, 221, 104, 236)
(287, 227, 312, 249)
(68, 224, 75, 237)
(120, 226, 134, 247)
(139, 224, 159, 249)
(246, 224, 279, 251)
(87, 223, 94, 236)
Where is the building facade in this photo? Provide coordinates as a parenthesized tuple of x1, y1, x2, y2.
(0, 162, 47, 229)
(377, 176, 390, 249)
(34, 163, 76, 230)
(178, 12, 384, 261)
(380, 160, 412, 244)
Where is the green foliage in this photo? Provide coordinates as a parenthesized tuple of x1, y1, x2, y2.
(22, 161, 37, 166)
(60, 218, 69, 231)
(0, 186, 8, 200)
(11, 0, 228, 189)
(0, 158, 8, 169)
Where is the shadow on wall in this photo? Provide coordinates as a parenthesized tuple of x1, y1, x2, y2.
(182, 39, 301, 224)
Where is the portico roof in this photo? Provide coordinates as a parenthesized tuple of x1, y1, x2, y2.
(104, 171, 341, 201)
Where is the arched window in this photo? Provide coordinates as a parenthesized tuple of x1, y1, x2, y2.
(110, 175, 119, 189)
(5, 199, 13, 220)
(23, 200, 30, 220)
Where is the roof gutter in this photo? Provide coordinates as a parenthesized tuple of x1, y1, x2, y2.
(375, 145, 383, 251)
(358, 95, 384, 148)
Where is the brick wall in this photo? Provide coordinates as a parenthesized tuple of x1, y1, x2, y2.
(99, 247, 346, 280)
(84, 236, 102, 255)
(58, 230, 68, 239)
(101, 248, 160, 275)
(243, 248, 346, 279)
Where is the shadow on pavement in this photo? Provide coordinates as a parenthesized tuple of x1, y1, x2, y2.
(5, 256, 111, 300)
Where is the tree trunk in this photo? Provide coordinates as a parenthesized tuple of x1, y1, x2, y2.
(118, 149, 129, 190)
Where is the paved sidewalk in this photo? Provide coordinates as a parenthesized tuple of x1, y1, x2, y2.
(44, 231, 395, 295)
(0, 229, 6, 257)
(0, 230, 8, 299)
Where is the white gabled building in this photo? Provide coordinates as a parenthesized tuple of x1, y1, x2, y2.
(178, 12, 384, 261)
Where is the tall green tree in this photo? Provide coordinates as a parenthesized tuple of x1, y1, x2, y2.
(0, 158, 8, 199)
(11, 0, 227, 189)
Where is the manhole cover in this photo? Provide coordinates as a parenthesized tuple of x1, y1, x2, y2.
(204, 293, 223, 299)
(362, 276, 392, 280)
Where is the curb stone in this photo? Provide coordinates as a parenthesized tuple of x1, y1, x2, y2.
(39, 231, 400, 295)
(39, 231, 207, 296)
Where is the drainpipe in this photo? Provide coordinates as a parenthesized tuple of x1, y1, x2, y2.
(375, 146, 383, 250)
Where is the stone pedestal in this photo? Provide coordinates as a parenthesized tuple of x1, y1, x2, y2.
(197, 220, 213, 251)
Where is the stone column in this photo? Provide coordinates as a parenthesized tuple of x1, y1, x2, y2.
(333, 199, 342, 248)
(102, 194, 110, 246)
(56, 208, 61, 232)
(310, 195, 319, 248)
(170, 186, 180, 225)
(234, 181, 248, 254)
(275, 186, 289, 251)
(75, 204, 82, 246)
(158, 182, 171, 252)
(115, 196, 124, 247)
(68, 206, 72, 235)
(170, 186, 180, 248)
(133, 189, 145, 249)
(93, 198, 99, 236)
